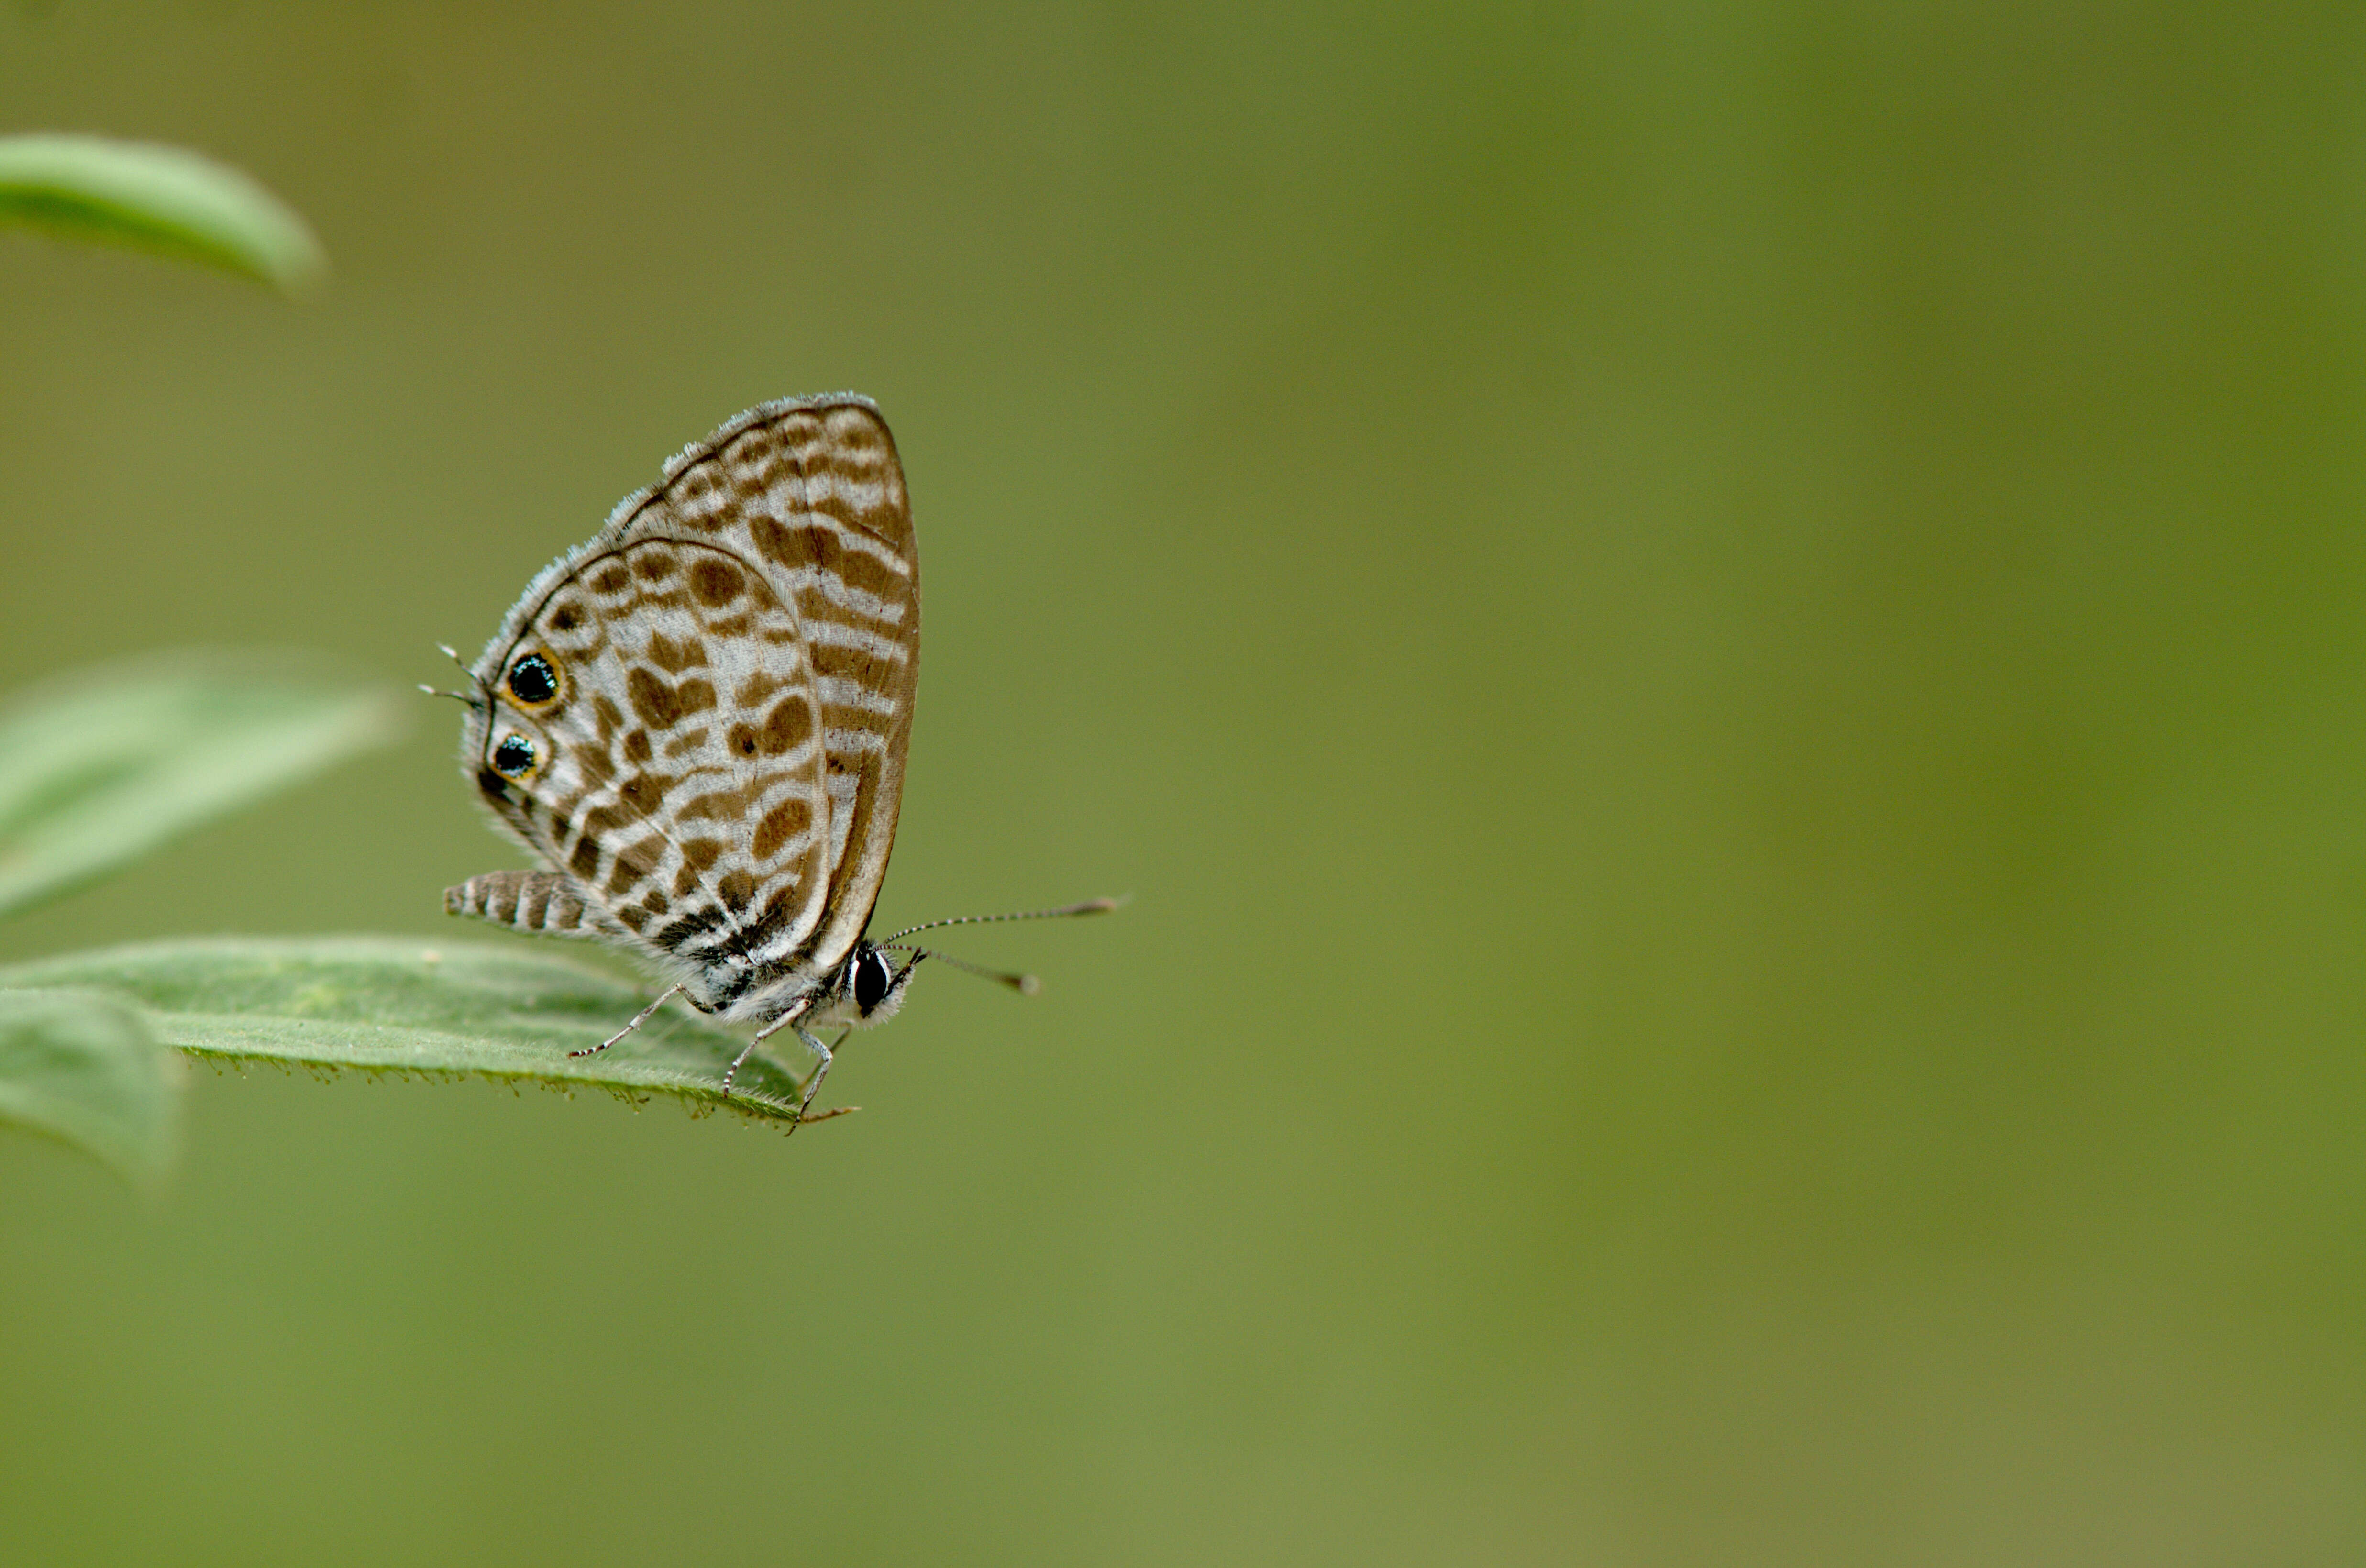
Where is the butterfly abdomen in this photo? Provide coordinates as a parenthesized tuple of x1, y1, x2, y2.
(446, 870, 612, 939)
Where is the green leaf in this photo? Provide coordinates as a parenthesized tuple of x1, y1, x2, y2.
(0, 133, 325, 291)
(0, 987, 181, 1187)
(0, 938, 817, 1123)
(0, 655, 404, 922)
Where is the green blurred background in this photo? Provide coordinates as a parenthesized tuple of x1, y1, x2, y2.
(4, 3, 2363, 1562)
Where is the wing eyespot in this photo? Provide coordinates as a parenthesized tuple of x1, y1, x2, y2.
(492, 732, 539, 780)
(507, 651, 561, 707)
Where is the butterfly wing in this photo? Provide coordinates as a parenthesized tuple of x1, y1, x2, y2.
(465, 533, 835, 1006)
(639, 398, 921, 982)
(457, 396, 918, 1019)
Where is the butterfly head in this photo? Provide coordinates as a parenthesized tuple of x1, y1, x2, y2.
(838, 942, 923, 1027)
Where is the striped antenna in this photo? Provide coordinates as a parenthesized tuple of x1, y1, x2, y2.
(877, 944, 1041, 994)
(878, 896, 1126, 947)
(420, 644, 489, 709)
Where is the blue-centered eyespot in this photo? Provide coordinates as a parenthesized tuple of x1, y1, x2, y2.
(507, 652, 558, 706)
(492, 733, 537, 778)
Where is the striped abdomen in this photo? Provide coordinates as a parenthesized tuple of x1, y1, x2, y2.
(445, 871, 614, 939)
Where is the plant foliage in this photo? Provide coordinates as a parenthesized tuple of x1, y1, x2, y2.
(0, 989, 179, 1188)
(0, 660, 403, 1180)
(0, 133, 325, 290)
(0, 938, 813, 1121)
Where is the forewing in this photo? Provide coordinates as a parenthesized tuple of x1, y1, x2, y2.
(638, 399, 921, 974)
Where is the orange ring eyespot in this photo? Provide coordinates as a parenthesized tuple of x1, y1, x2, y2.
(506, 651, 560, 707)
(492, 732, 538, 779)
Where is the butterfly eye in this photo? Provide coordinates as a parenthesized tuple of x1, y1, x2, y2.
(506, 652, 559, 706)
(492, 733, 538, 779)
(853, 949, 892, 1012)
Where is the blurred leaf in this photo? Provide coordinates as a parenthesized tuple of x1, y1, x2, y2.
(0, 938, 816, 1122)
(0, 133, 325, 290)
(0, 655, 405, 921)
(0, 987, 181, 1187)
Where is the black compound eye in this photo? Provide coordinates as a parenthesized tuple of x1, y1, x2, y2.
(507, 652, 558, 706)
(853, 950, 892, 1012)
(492, 733, 537, 779)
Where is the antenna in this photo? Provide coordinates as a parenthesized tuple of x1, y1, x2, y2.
(878, 895, 1127, 947)
(420, 644, 491, 710)
(874, 895, 1125, 997)
(878, 943, 1040, 994)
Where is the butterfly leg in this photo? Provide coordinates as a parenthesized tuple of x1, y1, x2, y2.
(721, 1005, 798, 1097)
(783, 1026, 859, 1132)
(721, 1010, 854, 1130)
(570, 982, 685, 1058)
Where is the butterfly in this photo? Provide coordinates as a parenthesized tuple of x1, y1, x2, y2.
(431, 394, 1112, 1127)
